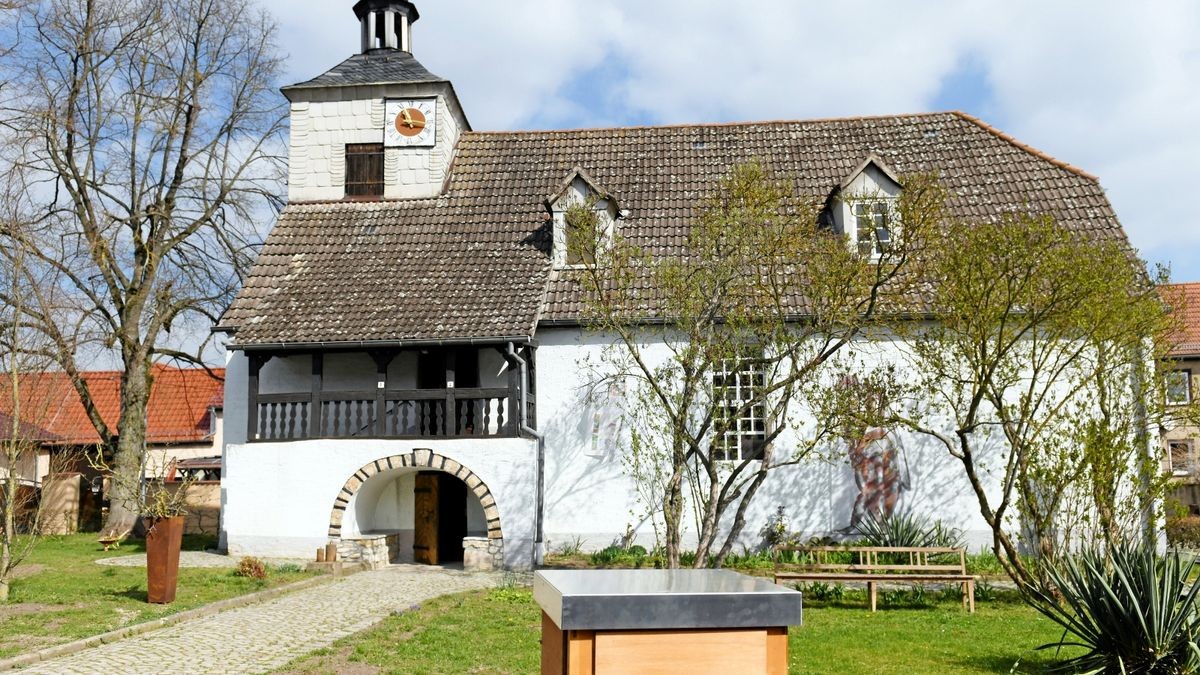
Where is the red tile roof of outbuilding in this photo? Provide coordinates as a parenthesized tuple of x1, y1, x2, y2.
(0, 366, 224, 445)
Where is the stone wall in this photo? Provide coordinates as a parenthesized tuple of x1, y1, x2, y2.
(338, 533, 400, 570)
(463, 536, 504, 571)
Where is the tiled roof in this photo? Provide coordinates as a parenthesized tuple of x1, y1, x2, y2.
(0, 366, 224, 445)
(282, 51, 444, 92)
(1163, 282, 1200, 357)
(222, 111, 1128, 344)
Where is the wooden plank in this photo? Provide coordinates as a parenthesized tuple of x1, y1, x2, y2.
(766, 627, 788, 675)
(541, 612, 565, 675)
(566, 630, 594, 675)
(592, 628, 768, 674)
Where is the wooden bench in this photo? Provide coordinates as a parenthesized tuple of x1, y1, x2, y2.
(773, 545, 977, 613)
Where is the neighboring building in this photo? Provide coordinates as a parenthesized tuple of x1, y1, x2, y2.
(216, 1, 1138, 569)
(0, 366, 224, 533)
(1162, 282, 1200, 513)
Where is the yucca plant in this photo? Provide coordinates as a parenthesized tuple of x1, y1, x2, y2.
(1030, 545, 1200, 674)
(855, 510, 966, 549)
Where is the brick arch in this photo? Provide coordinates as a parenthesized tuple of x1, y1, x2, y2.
(327, 449, 503, 543)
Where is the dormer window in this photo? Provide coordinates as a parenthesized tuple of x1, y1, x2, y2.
(345, 143, 384, 198)
(853, 200, 893, 257)
(833, 154, 903, 260)
(546, 167, 618, 269)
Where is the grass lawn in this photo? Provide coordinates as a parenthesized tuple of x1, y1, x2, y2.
(277, 586, 1078, 674)
(0, 533, 314, 659)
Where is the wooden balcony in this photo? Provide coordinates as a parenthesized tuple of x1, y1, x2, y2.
(245, 345, 536, 443)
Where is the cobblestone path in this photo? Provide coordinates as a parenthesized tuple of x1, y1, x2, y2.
(22, 565, 504, 674)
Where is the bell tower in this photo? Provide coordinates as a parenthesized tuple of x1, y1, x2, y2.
(281, 1, 470, 203)
(354, 0, 418, 53)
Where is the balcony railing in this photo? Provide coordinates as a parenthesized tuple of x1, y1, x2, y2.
(253, 387, 516, 442)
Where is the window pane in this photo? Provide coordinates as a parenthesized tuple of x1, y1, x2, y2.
(1167, 370, 1192, 405)
(1171, 442, 1193, 474)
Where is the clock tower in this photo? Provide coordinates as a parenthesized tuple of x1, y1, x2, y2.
(281, 0, 470, 202)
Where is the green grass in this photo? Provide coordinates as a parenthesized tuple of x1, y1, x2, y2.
(277, 586, 1078, 674)
(0, 533, 315, 658)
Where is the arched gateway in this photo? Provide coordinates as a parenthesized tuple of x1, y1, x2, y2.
(327, 449, 504, 567)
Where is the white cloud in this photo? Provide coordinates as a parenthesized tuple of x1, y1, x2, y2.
(263, 0, 1200, 280)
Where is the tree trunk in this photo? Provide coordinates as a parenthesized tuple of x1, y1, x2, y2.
(101, 361, 153, 535)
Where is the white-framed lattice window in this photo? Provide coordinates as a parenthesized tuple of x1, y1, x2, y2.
(712, 356, 767, 461)
(1169, 440, 1196, 476)
(1166, 369, 1193, 406)
(852, 200, 893, 258)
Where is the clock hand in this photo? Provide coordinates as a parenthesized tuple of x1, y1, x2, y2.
(401, 109, 416, 128)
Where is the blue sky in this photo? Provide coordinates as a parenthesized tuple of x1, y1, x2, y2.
(268, 0, 1200, 282)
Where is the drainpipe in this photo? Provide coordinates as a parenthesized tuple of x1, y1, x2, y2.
(506, 342, 545, 567)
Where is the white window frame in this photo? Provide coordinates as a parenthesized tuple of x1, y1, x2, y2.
(851, 199, 894, 259)
(711, 356, 767, 462)
(1169, 439, 1195, 476)
(1166, 369, 1193, 406)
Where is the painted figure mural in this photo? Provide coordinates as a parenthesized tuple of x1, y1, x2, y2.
(840, 375, 910, 532)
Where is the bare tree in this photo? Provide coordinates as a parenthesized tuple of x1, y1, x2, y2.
(0, 224, 82, 602)
(572, 162, 945, 568)
(0, 0, 285, 533)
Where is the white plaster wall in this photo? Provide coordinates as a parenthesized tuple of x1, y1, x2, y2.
(535, 327, 1005, 554)
(287, 84, 467, 203)
(222, 436, 538, 568)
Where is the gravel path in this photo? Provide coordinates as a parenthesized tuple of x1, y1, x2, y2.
(20, 565, 505, 674)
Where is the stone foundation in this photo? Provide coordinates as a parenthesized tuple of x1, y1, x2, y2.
(337, 533, 400, 570)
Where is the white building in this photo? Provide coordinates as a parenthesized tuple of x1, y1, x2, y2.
(216, 0, 1136, 569)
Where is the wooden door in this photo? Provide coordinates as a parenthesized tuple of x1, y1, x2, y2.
(413, 472, 439, 564)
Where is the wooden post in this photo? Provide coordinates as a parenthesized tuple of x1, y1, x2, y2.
(371, 351, 395, 436)
(310, 353, 323, 438)
(444, 350, 456, 437)
(246, 354, 266, 441)
(508, 347, 521, 436)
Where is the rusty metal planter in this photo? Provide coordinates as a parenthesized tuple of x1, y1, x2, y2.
(144, 516, 184, 604)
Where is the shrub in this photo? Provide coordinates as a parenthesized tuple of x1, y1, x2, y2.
(273, 563, 304, 574)
(235, 557, 268, 580)
(1030, 545, 1200, 674)
(1166, 516, 1200, 549)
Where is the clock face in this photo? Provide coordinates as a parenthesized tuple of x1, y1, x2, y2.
(384, 99, 436, 147)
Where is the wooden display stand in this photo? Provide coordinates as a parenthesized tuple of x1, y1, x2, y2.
(534, 569, 801, 675)
(541, 612, 788, 675)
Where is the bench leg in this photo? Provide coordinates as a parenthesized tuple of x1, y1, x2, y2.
(868, 582, 877, 612)
(965, 580, 975, 613)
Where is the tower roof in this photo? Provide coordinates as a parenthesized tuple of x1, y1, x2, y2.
(281, 50, 444, 93)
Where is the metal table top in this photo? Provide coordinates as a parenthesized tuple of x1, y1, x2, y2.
(534, 569, 803, 631)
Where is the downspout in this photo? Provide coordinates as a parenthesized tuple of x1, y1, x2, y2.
(506, 342, 546, 567)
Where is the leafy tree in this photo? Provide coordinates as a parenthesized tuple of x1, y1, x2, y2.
(892, 214, 1191, 593)
(570, 161, 945, 568)
(0, 0, 285, 533)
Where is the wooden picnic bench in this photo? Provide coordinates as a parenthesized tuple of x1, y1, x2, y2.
(773, 545, 977, 613)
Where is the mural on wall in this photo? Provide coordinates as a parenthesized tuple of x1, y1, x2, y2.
(588, 379, 626, 458)
(839, 375, 910, 532)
